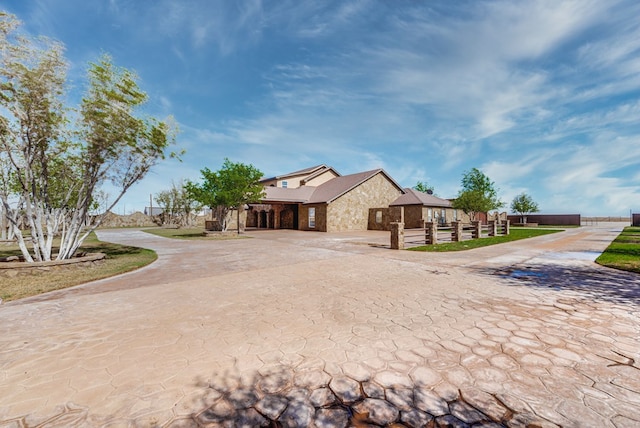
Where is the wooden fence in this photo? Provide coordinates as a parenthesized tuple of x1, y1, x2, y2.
(397, 220, 510, 249)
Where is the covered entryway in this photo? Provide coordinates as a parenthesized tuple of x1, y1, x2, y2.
(248, 203, 300, 230)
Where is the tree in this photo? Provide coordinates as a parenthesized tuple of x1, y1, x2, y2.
(452, 168, 504, 221)
(0, 13, 177, 262)
(511, 193, 539, 224)
(155, 181, 202, 227)
(413, 181, 435, 195)
(186, 159, 264, 233)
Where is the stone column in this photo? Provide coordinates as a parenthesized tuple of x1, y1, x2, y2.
(425, 221, 437, 245)
(390, 222, 404, 250)
(452, 221, 463, 242)
(471, 220, 482, 239)
(504, 220, 510, 235)
(273, 205, 281, 230)
(488, 220, 497, 237)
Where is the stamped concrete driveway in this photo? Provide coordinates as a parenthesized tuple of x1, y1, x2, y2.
(0, 224, 638, 427)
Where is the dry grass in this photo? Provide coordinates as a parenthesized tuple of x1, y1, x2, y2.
(0, 233, 156, 302)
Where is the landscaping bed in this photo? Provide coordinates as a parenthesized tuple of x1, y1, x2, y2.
(0, 233, 156, 302)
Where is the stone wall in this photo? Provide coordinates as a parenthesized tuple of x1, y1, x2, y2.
(299, 204, 327, 231)
(404, 206, 424, 228)
(327, 173, 403, 232)
(368, 207, 404, 231)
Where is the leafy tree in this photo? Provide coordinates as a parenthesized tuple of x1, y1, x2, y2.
(0, 13, 177, 261)
(413, 181, 435, 195)
(511, 192, 539, 224)
(186, 159, 264, 233)
(452, 168, 503, 221)
(155, 181, 202, 226)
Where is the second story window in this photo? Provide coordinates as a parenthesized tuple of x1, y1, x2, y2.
(282, 181, 288, 188)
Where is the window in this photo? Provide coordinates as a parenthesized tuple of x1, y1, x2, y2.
(375, 210, 383, 224)
(282, 181, 288, 188)
(427, 208, 432, 222)
(453, 209, 458, 221)
(309, 207, 316, 228)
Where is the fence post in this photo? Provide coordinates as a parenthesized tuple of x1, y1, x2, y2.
(425, 221, 437, 244)
(452, 221, 463, 242)
(488, 220, 497, 237)
(504, 220, 510, 235)
(471, 220, 481, 239)
(390, 222, 404, 250)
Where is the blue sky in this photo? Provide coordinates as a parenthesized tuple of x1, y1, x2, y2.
(4, 0, 640, 216)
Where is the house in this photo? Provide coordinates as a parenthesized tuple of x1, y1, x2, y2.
(246, 166, 404, 232)
(260, 164, 340, 189)
(389, 188, 471, 228)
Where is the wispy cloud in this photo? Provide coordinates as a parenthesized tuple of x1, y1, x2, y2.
(10, 0, 640, 215)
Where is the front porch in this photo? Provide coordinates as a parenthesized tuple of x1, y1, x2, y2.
(246, 203, 300, 230)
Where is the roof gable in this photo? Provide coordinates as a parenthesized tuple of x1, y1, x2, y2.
(260, 164, 341, 183)
(390, 188, 452, 207)
(306, 169, 404, 204)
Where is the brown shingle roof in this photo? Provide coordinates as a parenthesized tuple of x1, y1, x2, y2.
(390, 188, 452, 207)
(305, 169, 404, 204)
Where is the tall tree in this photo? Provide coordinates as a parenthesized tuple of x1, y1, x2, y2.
(511, 193, 539, 224)
(413, 181, 435, 195)
(186, 159, 264, 233)
(0, 13, 177, 261)
(452, 168, 503, 221)
(155, 180, 202, 226)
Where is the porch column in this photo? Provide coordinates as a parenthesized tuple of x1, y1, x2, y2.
(273, 205, 281, 229)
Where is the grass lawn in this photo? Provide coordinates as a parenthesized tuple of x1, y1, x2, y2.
(0, 233, 156, 302)
(143, 227, 249, 240)
(408, 227, 562, 252)
(596, 226, 640, 273)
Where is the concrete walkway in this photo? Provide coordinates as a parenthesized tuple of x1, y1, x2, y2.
(0, 224, 638, 427)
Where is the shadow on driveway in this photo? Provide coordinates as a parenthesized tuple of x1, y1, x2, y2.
(478, 263, 640, 307)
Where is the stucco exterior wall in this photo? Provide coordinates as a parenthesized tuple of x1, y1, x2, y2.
(326, 173, 403, 232)
(304, 170, 340, 187)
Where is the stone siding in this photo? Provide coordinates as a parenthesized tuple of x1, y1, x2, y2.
(421, 207, 471, 225)
(404, 206, 424, 228)
(299, 204, 327, 231)
(368, 207, 404, 231)
(327, 173, 403, 232)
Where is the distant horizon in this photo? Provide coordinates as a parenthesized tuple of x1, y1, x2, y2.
(4, 1, 640, 216)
